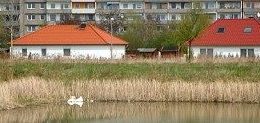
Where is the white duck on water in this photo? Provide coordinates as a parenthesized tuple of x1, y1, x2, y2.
(67, 96, 84, 107)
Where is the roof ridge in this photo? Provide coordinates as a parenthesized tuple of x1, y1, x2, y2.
(88, 25, 110, 44)
(90, 25, 128, 45)
(13, 25, 52, 43)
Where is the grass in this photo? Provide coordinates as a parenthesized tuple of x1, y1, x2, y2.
(1, 59, 260, 109)
(1, 59, 260, 83)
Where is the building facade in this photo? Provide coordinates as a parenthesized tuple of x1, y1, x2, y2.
(0, 0, 260, 36)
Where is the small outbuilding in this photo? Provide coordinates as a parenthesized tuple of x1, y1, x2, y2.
(12, 24, 128, 59)
(137, 48, 158, 58)
(160, 46, 179, 58)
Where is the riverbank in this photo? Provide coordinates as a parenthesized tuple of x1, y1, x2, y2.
(0, 77, 260, 110)
(1, 59, 260, 82)
(1, 60, 260, 110)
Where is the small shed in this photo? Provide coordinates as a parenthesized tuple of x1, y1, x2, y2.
(137, 48, 158, 58)
(160, 46, 179, 58)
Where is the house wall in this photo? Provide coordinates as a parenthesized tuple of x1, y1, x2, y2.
(191, 46, 260, 58)
(13, 45, 126, 59)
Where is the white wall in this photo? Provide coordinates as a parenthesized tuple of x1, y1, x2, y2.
(13, 45, 126, 59)
(192, 46, 260, 58)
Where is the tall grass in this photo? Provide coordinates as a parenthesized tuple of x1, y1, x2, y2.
(0, 77, 260, 110)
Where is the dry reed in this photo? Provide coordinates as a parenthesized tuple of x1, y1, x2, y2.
(0, 77, 260, 110)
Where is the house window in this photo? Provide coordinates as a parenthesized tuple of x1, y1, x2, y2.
(22, 49, 27, 56)
(241, 49, 255, 57)
(27, 14, 36, 20)
(27, 25, 36, 32)
(27, 3, 35, 9)
(61, 4, 69, 9)
(75, 3, 80, 8)
(123, 4, 128, 9)
(86, 3, 95, 9)
(200, 48, 213, 57)
(200, 49, 206, 55)
(13, 15, 19, 21)
(217, 27, 225, 33)
(40, 3, 45, 9)
(244, 27, 252, 33)
(248, 49, 254, 57)
(136, 4, 142, 9)
(207, 49, 213, 57)
(63, 49, 71, 56)
(14, 5, 20, 10)
(41, 49, 46, 56)
(50, 14, 56, 21)
(51, 3, 55, 9)
(40, 15, 45, 20)
(5, 5, 10, 11)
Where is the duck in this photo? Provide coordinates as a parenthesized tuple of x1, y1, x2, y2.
(67, 96, 84, 107)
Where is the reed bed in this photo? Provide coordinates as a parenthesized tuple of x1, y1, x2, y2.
(0, 77, 260, 110)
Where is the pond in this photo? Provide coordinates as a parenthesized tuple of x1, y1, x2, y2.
(0, 102, 259, 123)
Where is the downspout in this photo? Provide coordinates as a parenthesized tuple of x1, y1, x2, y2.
(242, 0, 244, 19)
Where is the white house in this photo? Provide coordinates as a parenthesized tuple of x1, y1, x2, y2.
(12, 24, 128, 59)
(190, 18, 260, 58)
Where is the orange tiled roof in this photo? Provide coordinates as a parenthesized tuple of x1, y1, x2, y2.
(13, 24, 128, 45)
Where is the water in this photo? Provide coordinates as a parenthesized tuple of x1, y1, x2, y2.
(0, 102, 260, 123)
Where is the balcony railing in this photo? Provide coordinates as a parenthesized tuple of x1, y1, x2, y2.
(72, 8, 95, 14)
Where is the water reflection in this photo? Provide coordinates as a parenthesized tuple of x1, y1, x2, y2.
(0, 102, 259, 123)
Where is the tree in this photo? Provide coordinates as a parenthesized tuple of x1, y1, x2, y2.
(0, 18, 9, 48)
(121, 1, 210, 51)
(97, 10, 126, 34)
(175, 3, 211, 47)
(120, 15, 160, 50)
(0, 0, 20, 53)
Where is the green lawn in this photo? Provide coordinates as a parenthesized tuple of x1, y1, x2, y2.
(1, 60, 260, 82)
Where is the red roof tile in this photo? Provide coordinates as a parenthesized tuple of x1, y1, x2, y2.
(191, 18, 260, 46)
(13, 24, 128, 45)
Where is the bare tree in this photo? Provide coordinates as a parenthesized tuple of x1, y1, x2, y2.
(0, 0, 20, 56)
(97, 10, 126, 34)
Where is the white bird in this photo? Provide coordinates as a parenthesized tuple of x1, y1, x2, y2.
(67, 96, 84, 107)
(257, 12, 260, 18)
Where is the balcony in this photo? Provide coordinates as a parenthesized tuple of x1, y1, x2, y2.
(25, 19, 46, 25)
(168, 9, 189, 13)
(120, 9, 143, 14)
(46, 9, 71, 13)
(144, 9, 168, 14)
(217, 8, 241, 13)
(72, 8, 95, 14)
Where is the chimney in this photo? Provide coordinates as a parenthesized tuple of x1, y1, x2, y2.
(79, 23, 86, 29)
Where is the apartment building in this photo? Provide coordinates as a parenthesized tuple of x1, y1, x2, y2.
(0, 0, 260, 36)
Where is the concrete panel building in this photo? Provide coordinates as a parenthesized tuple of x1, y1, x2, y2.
(1, 0, 260, 37)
